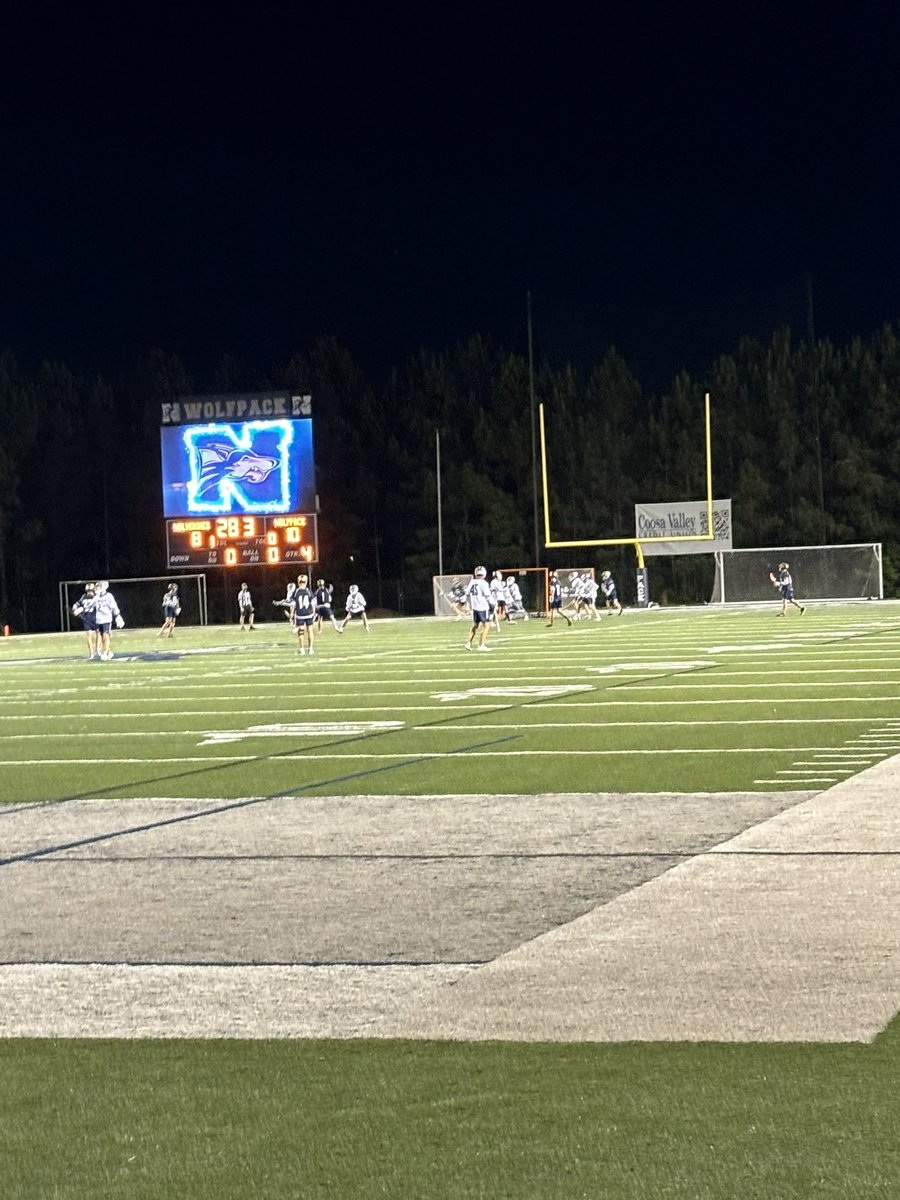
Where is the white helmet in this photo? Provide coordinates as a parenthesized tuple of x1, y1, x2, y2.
(474, 566, 487, 578)
(96, 580, 109, 594)
(506, 576, 515, 585)
(601, 571, 611, 581)
(349, 584, 358, 594)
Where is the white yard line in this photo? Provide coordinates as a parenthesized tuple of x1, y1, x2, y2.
(0, 756, 251, 765)
(542, 696, 900, 706)
(615, 681, 900, 691)
(6, 694, 900, 709)
(0, 717, 895, 730)
(0, 746, 870, 766)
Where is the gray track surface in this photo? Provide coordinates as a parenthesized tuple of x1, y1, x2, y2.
(1, 792, 805, 964)
(1, 771, 898, 1041)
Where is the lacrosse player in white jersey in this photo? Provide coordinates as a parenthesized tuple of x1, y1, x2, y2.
(582, 572, 601, 620)
(465, 566, 493, 650)
(237, 582, 255, 630)
(567, 572, 585, 619)
(272, 579, 297, 622)
(489, 570, 509, 627)
(339, 584, 370, 631)
(505, 576, 528, 621)
(93, 581, 124, 660)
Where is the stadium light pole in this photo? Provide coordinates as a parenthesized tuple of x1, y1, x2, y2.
(527, 291, 540, 568)
(806, 273, 827, 542)
(436, 428, 444, 577)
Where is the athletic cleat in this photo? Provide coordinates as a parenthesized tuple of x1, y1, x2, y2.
(464, 642, 472, 650)
(800, 606, 806, 615)
(476, 644, 490, 652)
(308, 647, 315, 654)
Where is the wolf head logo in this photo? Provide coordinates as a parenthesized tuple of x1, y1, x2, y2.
(183, 420, 295, 513)
(196, 443, 279, 499)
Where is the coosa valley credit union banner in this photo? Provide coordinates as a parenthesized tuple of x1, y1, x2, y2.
(634, 500, 732, 556)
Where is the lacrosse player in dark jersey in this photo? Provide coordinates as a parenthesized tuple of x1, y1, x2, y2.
(314, 579, 342, 632)
(292, 574, 316, 655)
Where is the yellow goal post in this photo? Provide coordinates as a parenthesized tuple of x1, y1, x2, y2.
(538, 391, 715, 571)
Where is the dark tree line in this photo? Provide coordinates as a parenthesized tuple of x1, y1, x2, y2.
(1, 322, 899, 631)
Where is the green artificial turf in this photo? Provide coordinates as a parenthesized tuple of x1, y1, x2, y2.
(3, 604, 900, 1198)
(2, 1024, 900, 1199)
(3, 604, 900, 803)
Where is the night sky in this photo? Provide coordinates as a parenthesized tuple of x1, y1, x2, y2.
(3, 4, 899, 391)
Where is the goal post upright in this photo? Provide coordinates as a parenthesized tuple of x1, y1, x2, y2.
(538, 391, 716, 591)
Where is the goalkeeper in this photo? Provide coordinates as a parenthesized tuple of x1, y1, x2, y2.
(157, 583, 181, 638)
(770, 562, 806, 616)
(93, 581, 125, 661)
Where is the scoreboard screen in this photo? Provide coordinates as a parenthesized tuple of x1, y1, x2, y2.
(160, 417, 316, 518)
(166, 514, 318, 568)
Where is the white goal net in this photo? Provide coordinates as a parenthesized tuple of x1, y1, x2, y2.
(555, 568, 597, 615)
(432, 573, 474, 619)
(59, 574, 209, 631)
(710, 544, 882, 604)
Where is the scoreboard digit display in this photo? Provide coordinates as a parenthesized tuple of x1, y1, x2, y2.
(166, 514, 319, 568)
(160, 392, 319, 570)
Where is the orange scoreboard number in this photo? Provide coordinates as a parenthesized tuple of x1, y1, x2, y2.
(166, 514, 318, 568)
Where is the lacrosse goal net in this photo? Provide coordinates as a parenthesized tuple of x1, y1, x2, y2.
(59, 574, 209, 630)
(710, 544, 882, 603)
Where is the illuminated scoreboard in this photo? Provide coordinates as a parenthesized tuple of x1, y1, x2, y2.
(166, 514, 319, 568)
(160, 394, 320, 571)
